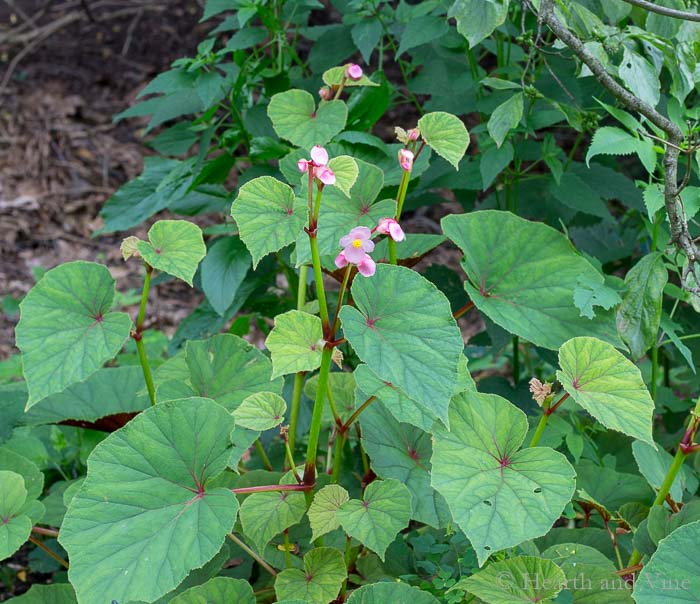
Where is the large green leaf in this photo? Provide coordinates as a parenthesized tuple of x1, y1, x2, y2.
(339, 264, 462, 425)
(487, 92, 524, 147)
(16, 261, 132, 408)
(268, 89, 347, 149)
(308, 485, 350, 542)
(449, 0, 509, 47)
(136, 220, 206, 286)
(634, 520, 700, 603)
(156, 334, 283, 411)
(266, 310, 324, 379)
(455, 556, 566, 604)
(0, 471, 32, 561)
(336, 478, 412, 560)
(233, 392, 287, 431)
(295, 160, 394, 265)
(442, 211, 621, 350)
(274, 547, 347, 604)
(0, 447, 44, 502)
(431, 392, 576, 566)
(347, 583, 440, 603)
(170, 577, 255, 604)
(200, 236, 251, 316)
(231, 176, 306, 268)
(632, 441, 697, 503)
(616, 253, 667, 360)
(10, 584, 77, 604)
(585, 127, 655, 175)
(59, 398, 239, 604)
(360, 402, 449, 528)
(24, 366, 148, 425)
(557, 337, 655, 447)
(417, 111, 469, 169)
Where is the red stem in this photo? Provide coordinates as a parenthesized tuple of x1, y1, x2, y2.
(231, 483, 313, 495)
(545, 392, 570, 416)
(453, 300, 475, 319)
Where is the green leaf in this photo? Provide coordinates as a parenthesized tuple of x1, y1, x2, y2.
(268, 89, 347, 149)
(360, 402, 449, 528)
(397, 15, 449, 56)
(632, 441, 697, 503)
(16, 261, 132, 407)
(266, 310, 324, 379)
(347, 583, 440, 604)
(308, 484, 350, 541)
(322, 66, 379, 88)
(305, 371, 357, 424)
(200, 236, 251, 316)
(351, 20, 382, 64)
(339, 264, 463, 425)
(487, 92, 523, 148)
(616, 253, 667, 360)
(442, 211, 621, 350)
(59, 398, 239, 604)
(417, 111, 470, 169)
(557, 337, 655, 447)
(431, 391, 576, 566)
(136, 221, 206, 285)
(9, 584, 77, 604)
(549, 170, 610, 218)
(156, 334, 283, 411)
(480, 142, 513, 189)
(275, 547, 346, 604)
(231, 176, 305, 269)
(328, 155, 359, 197)
(233, 392, 287, 431)
(336, 478, 412, 560)
(170, 577, 255, 604)
(574, 275, 622, 320)
(239, 482, 306, 552)
(0, 447, 43, 502)
(619, 47, 660, 108)
(634, 520, 700, 603)
(449, 0, 509, 47)
(0, 471, 32, 561)
(295, 160, 394, 266)
(455, 556, 566, 604)
(585, 127, 656, 175)
(24, 366, 149, 425)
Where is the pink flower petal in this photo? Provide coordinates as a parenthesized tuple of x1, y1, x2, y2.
(357, 255, 376, 277)
(316, 166, 336, 185)
(310, 145, 329, 166)
(398, 148, 414, 171)
(343, 244, 367, 264)
(339, 234, 353, 247)
(348, 226, 372, 241)
(362, 239, 375, 253)
(334, 251, 348, 269)
(389, 222, 405, 242)
(297, 159, 309, 173)
(346, 63, 363, 81)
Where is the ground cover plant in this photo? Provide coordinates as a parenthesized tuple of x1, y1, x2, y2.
(3, 0, 700, 602)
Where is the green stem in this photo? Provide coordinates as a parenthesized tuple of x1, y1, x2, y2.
(134, 263, 156, 406)
(388, 169, 411, 265)
(326, 383, 341, 425)
(341, 396, 376, 433)
(28, 536, 68, 569)
(303, 347, 333, 497)
(297, 264, 308, 309)
(283, 530, 292, 568)
(254, 439, 273, 471)
(309, 234, 330, 331)
(331, 264, 352, 339)
(331, 431, 347, 484)
(288, 264, 308, 453)
(228, 533, 277, 577)
(529, 413, 549, 448)
(512, 336, 520, 384)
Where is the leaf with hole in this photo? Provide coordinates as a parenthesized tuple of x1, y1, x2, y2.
(16, 261, 132, 408)
(431, 391, 576, 566)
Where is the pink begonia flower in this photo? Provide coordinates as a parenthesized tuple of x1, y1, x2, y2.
(345, 63, 363, 81)
(356, 254, 376, 277)
(334, 251, 348, 269)
(376, 218, 405, 242)
(398, 148, 414, 171)
(339, 226, 375, 263)
(315, 165, 336, 185)
(310, 145, 329, 166)
(297, 158, 309, 173)
(408, 128, 420, 141)
(318, 86, 331, 100)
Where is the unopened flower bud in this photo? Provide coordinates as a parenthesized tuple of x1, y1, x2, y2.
(318, 86, 331, 100)
(345, 63, 363, 81)
(398, 148, 414, 171)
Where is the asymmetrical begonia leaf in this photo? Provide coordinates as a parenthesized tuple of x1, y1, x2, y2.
(266, 310, 324, 379)
(136, 219, 206, 286)
(431, 392, 576, 565)
(417, 111, 469, 169)
(268, 89, 347, 149)
(231, 176, 306, 268)
(16, 261, 132, 408)
(274, 547, 346, 604)
(308, 484, 350, 542)
(340, 264, 462, 425)
(557, 337, 655, 447)
(59, 398, 239, 604)
(233, 392, 287, 431)
(336, 478, 412, 560)
(442, 211, 621, 350)
(0, 471, 33, 561)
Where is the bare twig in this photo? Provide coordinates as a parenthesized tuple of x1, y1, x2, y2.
(622, 0, 700, 22)
(534, 0, 700, 293)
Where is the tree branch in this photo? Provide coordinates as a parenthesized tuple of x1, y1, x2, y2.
(534, 0, 700, 292)
(622, 0, 700, 22)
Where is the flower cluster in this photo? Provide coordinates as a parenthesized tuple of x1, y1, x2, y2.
(529, 378, 553, 407)
(334, 219, 405, 278)
(298, 145, 335, 185)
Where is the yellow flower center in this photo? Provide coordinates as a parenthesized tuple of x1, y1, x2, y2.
(352, 239, 363, 248)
